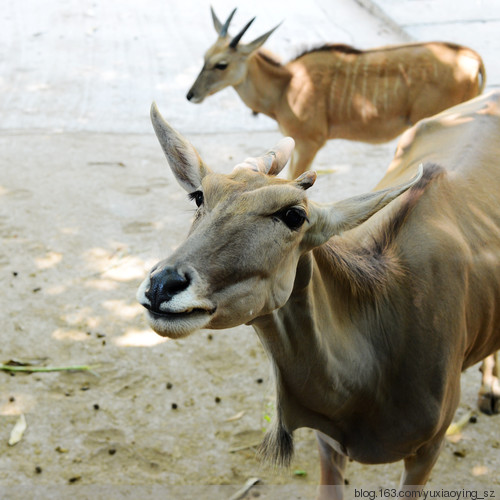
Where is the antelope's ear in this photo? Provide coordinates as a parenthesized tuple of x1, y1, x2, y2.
(150, 103, 211, 192)
(240, 23, 282, 55)
(304, 166, 423, 248)
(211, 6, 236, 38)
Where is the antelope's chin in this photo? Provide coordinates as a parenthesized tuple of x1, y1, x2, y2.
(145, 308, 214, 339)
(189, 95, 205, 104)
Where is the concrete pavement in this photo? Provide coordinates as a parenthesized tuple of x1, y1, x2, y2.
(1, 0, 496, 137)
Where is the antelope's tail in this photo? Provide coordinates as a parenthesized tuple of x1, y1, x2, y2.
(477, 56, 487, 94)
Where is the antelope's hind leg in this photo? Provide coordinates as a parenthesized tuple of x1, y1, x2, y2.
(478, 353, 500, 415)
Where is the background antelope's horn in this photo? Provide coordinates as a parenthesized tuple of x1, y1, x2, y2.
(229, 17, 255, 47)
(220, 7, 237, 37)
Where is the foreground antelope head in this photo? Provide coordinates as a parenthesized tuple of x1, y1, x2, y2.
(186, 7, 280, 103)
(137, 104, 422, 338)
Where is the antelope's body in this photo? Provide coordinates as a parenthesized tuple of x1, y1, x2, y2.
(187, 8, 486, 178)
(138, 91, 500, 498)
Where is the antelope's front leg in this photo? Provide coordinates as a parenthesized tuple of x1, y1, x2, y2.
(287, 139, 323, 179)
(399, 437, 444, 490)
(478, 352, 500, 415)
(316, 431, 346, 500)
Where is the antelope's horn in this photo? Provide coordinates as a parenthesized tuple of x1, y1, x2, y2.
(220, 7, 237, 37)
(229, 17, 256, 48)
(210, 6, 223, 34)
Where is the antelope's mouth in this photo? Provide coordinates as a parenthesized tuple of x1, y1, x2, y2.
(147, 306, 216, 321)
(190, 95, 205, 104)
(136, 271, 216, 338)
(143, 304, 216, 339)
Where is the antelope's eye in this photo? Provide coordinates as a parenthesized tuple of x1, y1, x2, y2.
(277, 207, 307, 231)
(188, 190, 204, 207)
(214, 62, 228, 70)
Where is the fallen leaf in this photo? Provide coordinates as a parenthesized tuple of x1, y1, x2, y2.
(8, 414, 27, 446)
(229, 477, 260, 500)
(446, 410, 475, 437)
(225, 411, 245, 422)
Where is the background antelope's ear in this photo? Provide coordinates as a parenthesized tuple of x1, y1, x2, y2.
(304, 166, 423, 248)
(239, 22, 282, 55)
(150, 102, 211, 192)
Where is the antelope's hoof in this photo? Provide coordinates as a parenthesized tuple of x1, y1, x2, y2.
(478, 383, 500, 415)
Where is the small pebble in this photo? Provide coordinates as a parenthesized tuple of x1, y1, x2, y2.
(68, 476, 81, 484)
(9, 396, 15, 402)
(215, 397, 221, 404)
(256, 378, 263, 384)
(166, 382, 173, 390)
(171, 403, 178, 410)
(207, 334, 213, 341)
(108, 448, 116, 455)
(35, 466, 42, 474)
(469, 415, 477, 424)
(93, 404, 100, 410)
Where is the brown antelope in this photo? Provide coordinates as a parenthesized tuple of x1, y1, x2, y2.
(137, 91, 500, 498)
(186, 7, 486, 179)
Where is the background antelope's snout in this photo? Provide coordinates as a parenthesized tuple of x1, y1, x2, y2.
(143, 266, 190, 312)
(186, 87, 204, 103)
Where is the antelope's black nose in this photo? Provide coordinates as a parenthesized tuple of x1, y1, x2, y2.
(145, 266, 190, 311)
(186, 91, 194, 101)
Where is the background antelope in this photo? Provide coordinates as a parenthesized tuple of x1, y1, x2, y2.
(138, 91, 500, 498)
(187, 7, 486, 178)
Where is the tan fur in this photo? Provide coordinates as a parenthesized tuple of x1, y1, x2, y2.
(138, 92, 500, 498)
(187, 10, 486, 178)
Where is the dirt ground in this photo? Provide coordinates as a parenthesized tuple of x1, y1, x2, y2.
(1, 128, 499, 500)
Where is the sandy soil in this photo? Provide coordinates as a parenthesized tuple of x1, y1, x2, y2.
(1, 129, 499, 500)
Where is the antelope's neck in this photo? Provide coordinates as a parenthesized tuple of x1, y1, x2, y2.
(233, 51, 291, 120)
(250, 252, 376, 434)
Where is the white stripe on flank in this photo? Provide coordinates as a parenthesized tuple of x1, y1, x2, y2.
(329, 60, 341, 119)
(384, 65, 389, 114)
(372, 62, 381, 111)
(361, 61, 369, 113)
(348, 58, 361, 120)
(339, 61, 352, 119)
